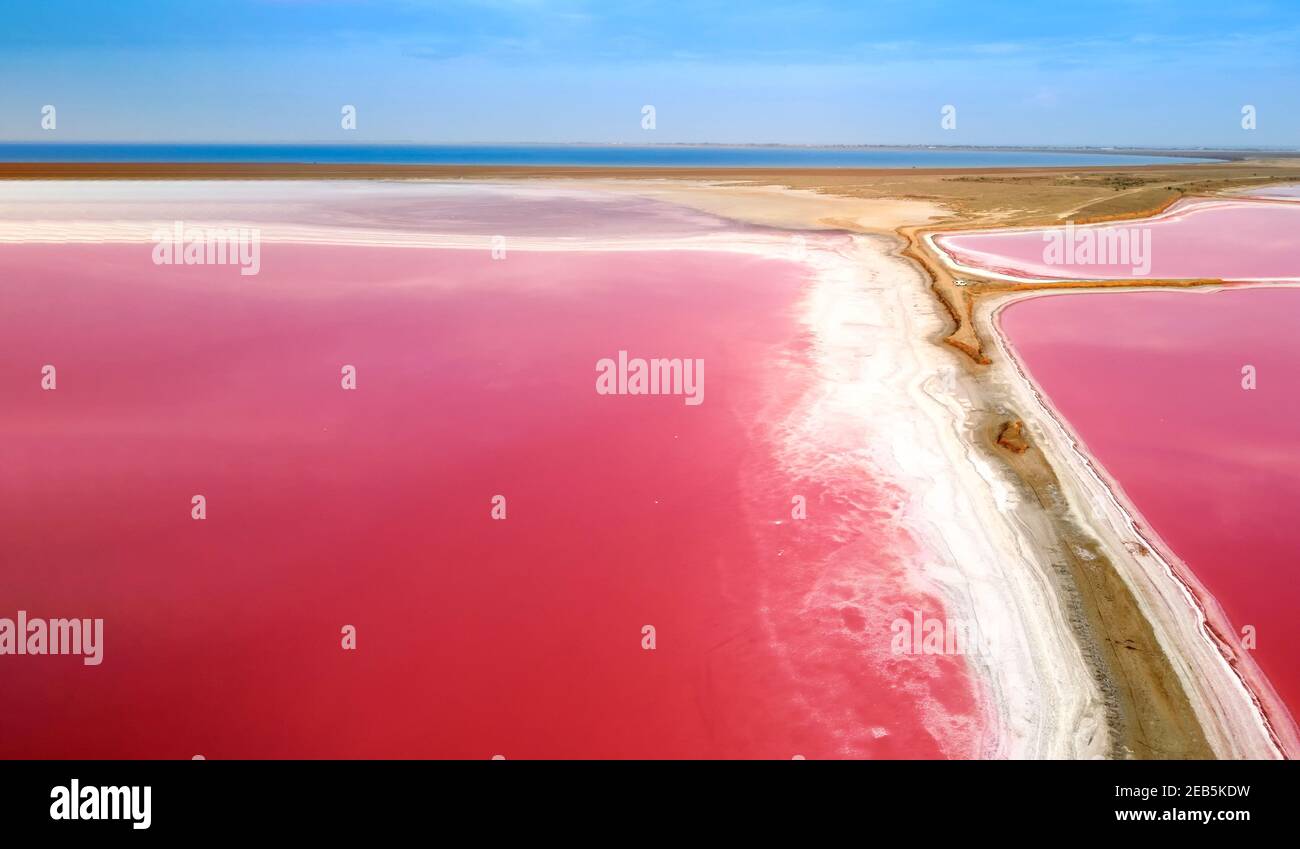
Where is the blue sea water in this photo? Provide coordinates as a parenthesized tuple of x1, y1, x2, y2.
(0, 143, 1218, 168)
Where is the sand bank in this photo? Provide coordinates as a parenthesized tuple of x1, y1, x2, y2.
(551, 178, 949, 233)
(979, 286, 1299, 759)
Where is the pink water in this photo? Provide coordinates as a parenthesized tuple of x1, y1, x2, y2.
(999, 288, 1300, 723)
(0, 181, 744, 238)
(935, 199, 1300, 281)
(0, 240, 978, 759)
(1241, 185, 1300, 201)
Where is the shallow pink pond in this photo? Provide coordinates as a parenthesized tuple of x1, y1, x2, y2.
(0, 240, 978, 759)
(999, 287, 1300, 724)
(1240, 185, 1300, 201)
(936, 200, 1300, 282)
(0, 180, 744, 238)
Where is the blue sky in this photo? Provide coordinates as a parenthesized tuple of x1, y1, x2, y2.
(1, 0, 1298, 146)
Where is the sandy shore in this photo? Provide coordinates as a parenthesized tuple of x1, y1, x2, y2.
(581, 175, 1300, 757)
(761, 226, 1118, 757)
(553, 178, 948, 233)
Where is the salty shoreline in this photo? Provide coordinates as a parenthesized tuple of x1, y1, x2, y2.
(620, 173, 1300, 757)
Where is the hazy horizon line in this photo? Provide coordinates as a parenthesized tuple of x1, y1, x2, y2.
(2, 140, 1296, 153)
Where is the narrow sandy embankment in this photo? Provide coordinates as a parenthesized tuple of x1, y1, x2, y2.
(903, 180, 1300, 758)
(557, 178, 1206, 757)
(503, 177, 1267, 758)
(893, 184, 1299, 758)
(976, 286, 1298, 760)
(620, 178, 1243, 758)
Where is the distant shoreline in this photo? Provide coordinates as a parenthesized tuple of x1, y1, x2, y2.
(0, 142, 1234, 170)
(2, 140, 1296, 154)
(0, 160, 1242, 181)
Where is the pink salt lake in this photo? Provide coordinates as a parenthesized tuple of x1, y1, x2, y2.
(0, 186, 982, 759)
(999, 287, 1300, 730)
(935, 198, 1300, 282)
